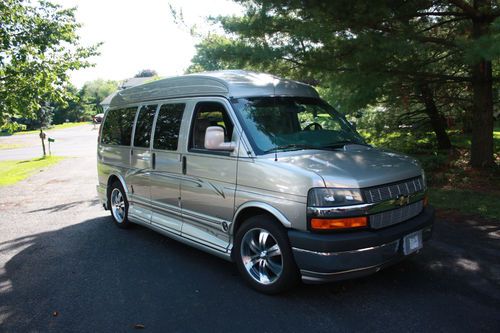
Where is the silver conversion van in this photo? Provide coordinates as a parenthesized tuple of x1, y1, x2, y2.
(97, 70, 434, 293)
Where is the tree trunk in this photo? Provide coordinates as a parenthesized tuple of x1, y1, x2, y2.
(40, 128, 46, 156)
(461, 107, 474, 133)
(470, 0, 494, 167)
(418, 82, 452, 149)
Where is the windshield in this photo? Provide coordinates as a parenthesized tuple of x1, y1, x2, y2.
(231, 97, 366, 155)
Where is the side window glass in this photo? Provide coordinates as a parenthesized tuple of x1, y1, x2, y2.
(153, 103, 185, 151)
(133, 105, 157, 148)
(189, 102, 234, 150)
(101, 109, 119, 145)
(101, 107, 136, 146)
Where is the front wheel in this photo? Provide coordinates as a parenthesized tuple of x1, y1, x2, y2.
(234, 215, 300, 294)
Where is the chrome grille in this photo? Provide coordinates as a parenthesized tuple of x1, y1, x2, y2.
(370, 200, 424, 229)
(363, 176, 424, 204)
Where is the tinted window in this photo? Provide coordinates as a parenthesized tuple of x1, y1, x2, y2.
(231, 97, 365, 154)
(153, 103, 185, 151)
(133, 105, 157, 148)
(190, 102, 234, 150)
(101, 107, 137, 145)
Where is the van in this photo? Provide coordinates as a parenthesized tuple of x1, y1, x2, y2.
(96, 70, 434, 293)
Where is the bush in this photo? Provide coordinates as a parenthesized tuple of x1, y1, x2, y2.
(0, 121, 27, 134)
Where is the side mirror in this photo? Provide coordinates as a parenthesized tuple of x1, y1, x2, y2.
(204, 126, 236, 151)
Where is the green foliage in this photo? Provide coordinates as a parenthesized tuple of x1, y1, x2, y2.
(134, 69, 158, 77)
(188, 0, 499, 166)
(0, 0, 100, 125)
(0, 120, 26, 134)
(0, 121, 87, 136)
(79, 79, 118, 117)
(51, 84, 84, 124)
(428, 188, 500, 220)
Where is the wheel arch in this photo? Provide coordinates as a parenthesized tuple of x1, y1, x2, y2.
(231, 202, 292, 236)
(106, 173, 129, 205)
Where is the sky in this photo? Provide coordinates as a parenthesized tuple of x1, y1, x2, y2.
(52, 0, 243, 87)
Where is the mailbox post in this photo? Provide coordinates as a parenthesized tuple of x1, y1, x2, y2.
(48, 137, 55, 155)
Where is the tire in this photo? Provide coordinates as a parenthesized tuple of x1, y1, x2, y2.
(233, 214, 300, 294)
(108, 180, 131, 229)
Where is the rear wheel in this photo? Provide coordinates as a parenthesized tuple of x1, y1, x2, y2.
(234, 215, 299, 294)
(108, 181, 131, 228)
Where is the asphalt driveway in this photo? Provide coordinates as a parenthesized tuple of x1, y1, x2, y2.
(0, 126, 499, 332)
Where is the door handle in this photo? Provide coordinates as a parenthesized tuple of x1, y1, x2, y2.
(182, 156, 187, 175)
(152, 152, 156, 170)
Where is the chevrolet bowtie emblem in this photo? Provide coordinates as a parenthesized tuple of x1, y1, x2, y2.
(394, 195, 410, 206)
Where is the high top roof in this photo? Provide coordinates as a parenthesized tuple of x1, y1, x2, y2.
(109, 70, 319, 107)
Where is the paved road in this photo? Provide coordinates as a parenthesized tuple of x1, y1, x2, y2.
(0, 124, 98, 161)
(0, 126, 499, 332)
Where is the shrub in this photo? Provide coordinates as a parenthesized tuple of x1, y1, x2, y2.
(0, 121, 27, 134)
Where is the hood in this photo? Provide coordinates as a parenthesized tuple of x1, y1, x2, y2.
(272, 145, 422, 188)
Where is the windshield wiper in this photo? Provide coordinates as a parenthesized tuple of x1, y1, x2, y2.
(325, 141, 371, 149)
(264, 142, 370, 154)
(263, 144, 322, 154)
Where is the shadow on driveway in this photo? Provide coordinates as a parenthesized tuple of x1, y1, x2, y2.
(0, 216, 499, 332)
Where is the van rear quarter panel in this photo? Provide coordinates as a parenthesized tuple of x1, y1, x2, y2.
(97, 145, 131, 190)
(235, 157, 325, 231)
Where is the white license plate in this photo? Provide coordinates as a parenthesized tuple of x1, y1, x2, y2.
(403, 230, 423, 255)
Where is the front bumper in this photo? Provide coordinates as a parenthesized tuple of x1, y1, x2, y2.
(288, 206, 435, 283)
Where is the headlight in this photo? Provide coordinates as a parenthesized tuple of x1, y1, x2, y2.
(307, 188, 364, 207)
(421, 170, 427, 189)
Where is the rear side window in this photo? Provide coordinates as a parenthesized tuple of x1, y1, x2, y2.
(153, 103, 185, 151)
(101, 107, 137, 145)
(133, 105, 157, 148)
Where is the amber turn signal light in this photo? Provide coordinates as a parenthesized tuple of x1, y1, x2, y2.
(423, 195, 428, 206)
(311, 216, 368, 230)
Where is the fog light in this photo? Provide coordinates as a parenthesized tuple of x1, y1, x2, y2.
(311, 216, 368, 230)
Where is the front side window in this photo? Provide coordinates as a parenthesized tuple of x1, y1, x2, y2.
(153, 103, 185, 151)
(133, 105, 157, 148)
(231, 97, 365, 154)
(189, 102, 234, 150)
(101, 107, 137, 146)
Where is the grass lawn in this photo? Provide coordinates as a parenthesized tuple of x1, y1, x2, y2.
(0, 156, 65, 186)
(1, 122, 90, 136)
(428, 187, 500, 220)
(15, 122, 90, 135)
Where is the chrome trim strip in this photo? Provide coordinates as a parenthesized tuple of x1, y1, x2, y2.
(300, 260, 393, 279)
(307, 203, 374, 217)
(128, 213, 150, 225)
(130, 216, 232, 262)
(307, 192, 425, 218)
(150, 202, 182, 218)
(130, 197, 229, 231)
(292, 239, 399, 257)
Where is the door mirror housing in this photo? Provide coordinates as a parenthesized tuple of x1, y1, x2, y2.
(204, 126, 236, 151)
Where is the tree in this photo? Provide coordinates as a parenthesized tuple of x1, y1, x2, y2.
(79, 79, 118, 116)
(51, 84, 84, 124)
(189, 0, 499, 167)
(0, 0, 100, 154)
(134, 69, 158, 77)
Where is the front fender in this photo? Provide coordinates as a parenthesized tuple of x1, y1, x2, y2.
(231, 201, 292, 234)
